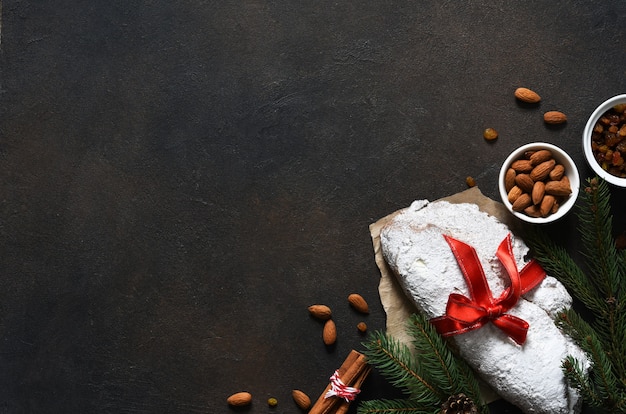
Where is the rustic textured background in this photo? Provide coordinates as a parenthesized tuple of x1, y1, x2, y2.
(1, 1, 625, 413)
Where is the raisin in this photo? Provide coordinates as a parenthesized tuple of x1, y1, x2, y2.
(483, 128, 498, 141)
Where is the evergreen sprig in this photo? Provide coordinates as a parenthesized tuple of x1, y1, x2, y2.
(525, 177, 626, 413)
(358, 312, 488, 414)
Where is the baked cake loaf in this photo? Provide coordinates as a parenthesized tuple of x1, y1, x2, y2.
(379, 199, 589, 414)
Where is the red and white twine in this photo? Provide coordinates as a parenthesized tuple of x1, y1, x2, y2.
(324, 370, 361, 402)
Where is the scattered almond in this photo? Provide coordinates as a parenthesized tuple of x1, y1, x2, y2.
(544, 111, 567, 124)
(227, 392, 252, 407)
(323, 319, 337, 345)
(348, 293, 369, 314)
(308, 304, 332, 320)
(292, 390, 311, 410)
(514, 87, 541, 103)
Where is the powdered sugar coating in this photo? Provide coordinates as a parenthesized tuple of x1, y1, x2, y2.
(380, 200, 589, 414)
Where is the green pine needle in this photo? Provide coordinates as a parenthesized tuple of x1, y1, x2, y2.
(362, 330, 443, 405)
(555, 308, 597, 354)
(585, 333, 620, 404)
(357, 398, 439, 414)
(406, 313, 456, 396)
(360, 314, 488, 414)
(524, 226, 605, 314)
(563, 356, 602, 407)
(406, 313, 483, 405)
(577, 176, 624, 298)
(525, 177, 626, 413)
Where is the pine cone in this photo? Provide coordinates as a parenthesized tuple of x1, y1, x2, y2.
(440, 393, 478, 414)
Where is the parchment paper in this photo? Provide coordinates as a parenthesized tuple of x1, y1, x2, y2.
(369, 186, 522, 401)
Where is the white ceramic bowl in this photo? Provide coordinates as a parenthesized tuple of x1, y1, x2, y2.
(499, 142, 580, 224)
(582, 94, 626, 187)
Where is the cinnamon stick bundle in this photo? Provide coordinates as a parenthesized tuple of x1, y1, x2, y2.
(309, 349, 371, 414)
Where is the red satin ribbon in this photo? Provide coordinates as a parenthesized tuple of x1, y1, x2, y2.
(430, 234, 546, 345)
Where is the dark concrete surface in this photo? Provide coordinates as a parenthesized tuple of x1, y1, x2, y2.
(1, 1, 625, 413)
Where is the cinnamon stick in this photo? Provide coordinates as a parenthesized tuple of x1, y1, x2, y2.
(309, 349, 370, 414)
(336, 364, 371, 414)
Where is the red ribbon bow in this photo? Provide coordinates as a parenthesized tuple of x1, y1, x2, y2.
(430, 234, 546, 345)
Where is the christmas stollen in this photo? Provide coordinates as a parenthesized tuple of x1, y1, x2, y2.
(378, 197, 590, 414)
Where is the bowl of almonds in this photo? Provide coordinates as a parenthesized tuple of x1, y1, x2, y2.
(499, 142, 580, 223)
(582, 94, 626, 187)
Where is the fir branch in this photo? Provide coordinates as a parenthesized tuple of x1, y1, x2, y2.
(525, 227, 605, 314)
(527, 177, 626, 412)
(362, 330, 442, 405)
(584, 331, 621, 405)
(555, 308, 595, 354)
(406, 313, 485, 412)
(361, 315, 489, 414)
(406, 313, 455, 395)
(617, 307, 626, 381)
(616, 391, 626, 412)
(578, 178, 626, 384)
(357, 398, 439, 414)
(577, 177, 623, 298)
(563, 356, 603, 408)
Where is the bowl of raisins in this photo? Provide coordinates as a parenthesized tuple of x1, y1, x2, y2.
(583, 94, 626, 186)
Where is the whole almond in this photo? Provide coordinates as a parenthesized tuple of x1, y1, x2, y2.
(512, 193, 532, 212)
(227, 392, 252, 407)
(510, 159, 534, 173)
(292, 390, 311, 410)
(549, 164, 565, 181)
(348, 293, 369, 314)
(308, 304, 332, 320)
(530, 149, 553, 166)
(544, 111, 567, 124)
(505, 168, 517, 192)
(507, 186, 523, 203)
(524, 205, 542, 218)
(532, 181, 545, 205)
(545, 179, 572, 197)
(514, 174, 534, 193)
(515, 87, 541, 103)
(540, 195, 556, 217)
(530, 159, 556, 181)
(323, 319, 337, 345)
